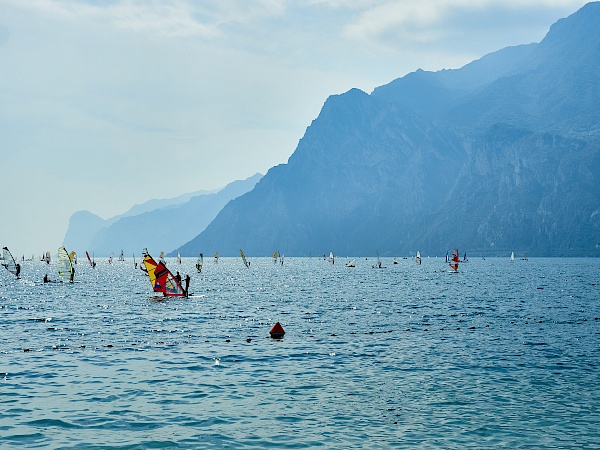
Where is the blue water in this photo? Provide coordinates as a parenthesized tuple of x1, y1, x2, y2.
(1, 257, 599, 448)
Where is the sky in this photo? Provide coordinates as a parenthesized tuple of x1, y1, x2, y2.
(0, 0, 590, 257)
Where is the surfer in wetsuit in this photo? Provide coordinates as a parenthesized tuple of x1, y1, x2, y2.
(184, 274, 190, 297)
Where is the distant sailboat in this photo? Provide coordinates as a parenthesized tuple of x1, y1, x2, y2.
(57, 247, 75, 282)
(2, 247, 20, 278)
(510, 251, 515, 262)
(415, 251, 422, 265)
(196, 253, 203, 273)
(240, 249, 250, 268)
(449, 249, 459, 272)
(345, 259, 356, 268)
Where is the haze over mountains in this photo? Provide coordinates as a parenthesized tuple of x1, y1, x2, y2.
(63, 174, 262, 256)
(171, 2, 600, 257)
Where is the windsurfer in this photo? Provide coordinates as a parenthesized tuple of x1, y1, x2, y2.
(43, 274, 49, 283)
(70, 266, 75, 283)
(15, 263, 20, 278)
(175, 271, 182, 285)
(184, 274, 190, 297)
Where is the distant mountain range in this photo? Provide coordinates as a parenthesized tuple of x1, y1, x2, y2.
(172, 2, 600, 257)
(63, 173, 262, 256)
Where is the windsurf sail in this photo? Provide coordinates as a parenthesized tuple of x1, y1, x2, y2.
(177, 252, 181, 264)
(2, 247, 20, 277)
(416, 251, 422, 265)
(273, 251, 278, 263)
(70, 251, 77, 264)
(108, 252, 113, 264)
(463, 252, 468, 262)
(58, 247, 74, 282)
(240, 249, 250, 268)
(142, 249, 162, 292)
(119, 250, 124, 261)
(142, 249, 184, 297)
(510, 251, 515, 262)
(214, 251, 219, 264)
(329, 252, 334, 264)
(159, 251, 166, 265)
(86, 251, 93, 267)
(154, 261, 185, 297)
(196, 253, 203, 273)
(45, 251, 51, 264)
(133, 252, 137, 268)
(449, 249, 459, 272)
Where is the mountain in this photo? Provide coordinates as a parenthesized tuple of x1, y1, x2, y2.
(175, 3, 600, 257)
(63, 173, 262, 256)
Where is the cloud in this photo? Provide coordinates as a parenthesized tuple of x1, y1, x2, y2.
(5, 0, 288, 39)
(340, 0, 588, 46)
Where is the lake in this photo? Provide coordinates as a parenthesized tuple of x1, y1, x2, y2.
(1, 256, 599, 448)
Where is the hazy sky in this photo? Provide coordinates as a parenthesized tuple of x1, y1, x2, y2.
(0, 0, 589, 257)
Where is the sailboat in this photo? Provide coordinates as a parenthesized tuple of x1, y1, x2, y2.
(415, 251, 422, 265)
(510, 251, 515, 262)
(240, 249, 250, 268)
(449, 249, 460, 272)
(141, 249, 185, 297)
(57, 247, 75, 282)
(196, 253, 203, 273)
(2, 247, 20, 278)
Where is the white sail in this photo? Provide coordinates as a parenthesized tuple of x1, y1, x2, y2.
(57, 247, 74, 281)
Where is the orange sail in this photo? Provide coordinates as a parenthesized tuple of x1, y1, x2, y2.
(450, 249, 459, 271)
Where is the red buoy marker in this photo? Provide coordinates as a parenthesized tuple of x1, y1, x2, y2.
(269, 322, 285, 339)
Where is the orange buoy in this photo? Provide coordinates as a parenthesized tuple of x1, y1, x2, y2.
(269, 322, 285, 339)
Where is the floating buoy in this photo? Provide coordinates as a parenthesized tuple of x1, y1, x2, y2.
(269, 322, 285, 339)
